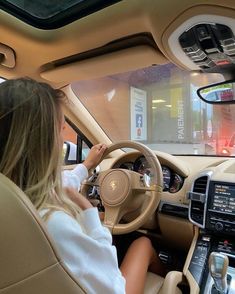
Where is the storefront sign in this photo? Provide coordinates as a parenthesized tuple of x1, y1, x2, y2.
(130, 87, 147, 141)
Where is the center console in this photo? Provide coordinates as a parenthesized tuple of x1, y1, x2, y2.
(187, 171, 235, 293)
(188, 233, 235, 293)
(206, 183, 235, 234)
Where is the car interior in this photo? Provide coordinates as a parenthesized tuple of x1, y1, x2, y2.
(1, 0, 235, 293)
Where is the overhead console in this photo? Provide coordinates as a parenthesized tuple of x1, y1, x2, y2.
(162, 6, 235, 74)
(179, 23, 235, 71)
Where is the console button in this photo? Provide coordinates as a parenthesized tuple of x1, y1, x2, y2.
(215, 222, 224, 231)
(197, 25, 210, 41)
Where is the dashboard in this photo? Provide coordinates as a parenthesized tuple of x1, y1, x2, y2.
(115, 155, 184, 193)
(81, 151, 235, 251)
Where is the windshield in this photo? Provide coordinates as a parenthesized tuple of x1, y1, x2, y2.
(71, 63, 235, 156)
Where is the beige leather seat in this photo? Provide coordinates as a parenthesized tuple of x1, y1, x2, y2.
(145, 272, 164, 293)
(0, 173, 85, 294)
(0, 173, 182, 294)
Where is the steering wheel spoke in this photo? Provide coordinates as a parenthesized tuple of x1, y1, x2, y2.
(103, 205, 122, 231)
(130, 171, 157, 192)
(84, 177, 99, 188)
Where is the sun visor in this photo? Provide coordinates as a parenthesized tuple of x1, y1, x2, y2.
(40, 45, 168, 83)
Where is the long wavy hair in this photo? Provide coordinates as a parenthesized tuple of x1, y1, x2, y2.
(0, 78, 79, 217)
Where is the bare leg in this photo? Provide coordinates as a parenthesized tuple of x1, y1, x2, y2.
(120, 236, 165, 294)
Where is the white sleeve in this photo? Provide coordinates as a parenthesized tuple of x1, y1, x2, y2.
(62, 164, 88, 191)
(45, 208, 126, 294)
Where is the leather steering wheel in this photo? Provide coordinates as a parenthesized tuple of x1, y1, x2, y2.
(83, 140, 163, 234)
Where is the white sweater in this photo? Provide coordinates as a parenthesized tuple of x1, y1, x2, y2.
(42, 165, 126, 293)
(41, 208, 126, 294)
(62, 164, 88, 191)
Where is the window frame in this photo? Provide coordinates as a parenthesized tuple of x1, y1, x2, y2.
(63, 118, 92, 165)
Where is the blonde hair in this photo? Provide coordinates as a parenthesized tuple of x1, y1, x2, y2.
(0, 78, 80, 218)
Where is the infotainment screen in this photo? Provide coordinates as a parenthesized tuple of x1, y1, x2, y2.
(212, 184, 235, 214)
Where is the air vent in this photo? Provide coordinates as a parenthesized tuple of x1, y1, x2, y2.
(193, 176, 208, 193)
(188, 173, 211, 228)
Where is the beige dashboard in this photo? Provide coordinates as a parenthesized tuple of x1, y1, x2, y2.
(64, 151, 235, 250)
(100, 151, 231, 205)
(97, 151, 234, 250)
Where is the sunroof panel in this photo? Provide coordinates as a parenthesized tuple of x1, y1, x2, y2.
(0, 0, 121, 29)
(5, 0, 85, 19)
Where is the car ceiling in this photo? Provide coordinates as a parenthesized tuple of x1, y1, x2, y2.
(0, 0, 235, 88)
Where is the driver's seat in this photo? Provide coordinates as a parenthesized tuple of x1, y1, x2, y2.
(0, 173, 86, 294)
(0, 173, 181, 294)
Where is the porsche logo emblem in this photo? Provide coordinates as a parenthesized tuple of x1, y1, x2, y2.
(110, 180, 118, 191)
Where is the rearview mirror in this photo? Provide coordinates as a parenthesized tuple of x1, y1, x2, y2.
(197, 80, 235, 104)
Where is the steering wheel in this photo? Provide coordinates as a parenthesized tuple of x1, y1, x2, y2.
(83, 141, 163, 234)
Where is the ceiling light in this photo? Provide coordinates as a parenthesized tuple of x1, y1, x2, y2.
(191, 72, 200, 77)
(152, 99, 166, 103)
(105, 89, 116, 101)
(165, 104, 172, 108)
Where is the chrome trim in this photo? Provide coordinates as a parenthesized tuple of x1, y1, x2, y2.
(187, 191, 206, 203)
(219, 252, 235, 259)
(188, 170, 213, 229)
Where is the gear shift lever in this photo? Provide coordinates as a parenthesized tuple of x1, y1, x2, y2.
(209, 252, 229, 293)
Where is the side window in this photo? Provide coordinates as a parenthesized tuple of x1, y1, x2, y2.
(63, 119, 92, 165)
(81, 140, 90, 161)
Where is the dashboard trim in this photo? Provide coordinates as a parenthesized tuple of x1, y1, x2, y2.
(188, 170, 213, 229)
(159, 201, 189, 219)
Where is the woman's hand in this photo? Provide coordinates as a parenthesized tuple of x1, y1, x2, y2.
(83, 143, 107, 170)
(65, 188, 105, 220)
(99, 212, 105, 221)
(64, 187, 93, 210)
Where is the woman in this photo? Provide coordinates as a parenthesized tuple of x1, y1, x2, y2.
(0, 78, 164, 294)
